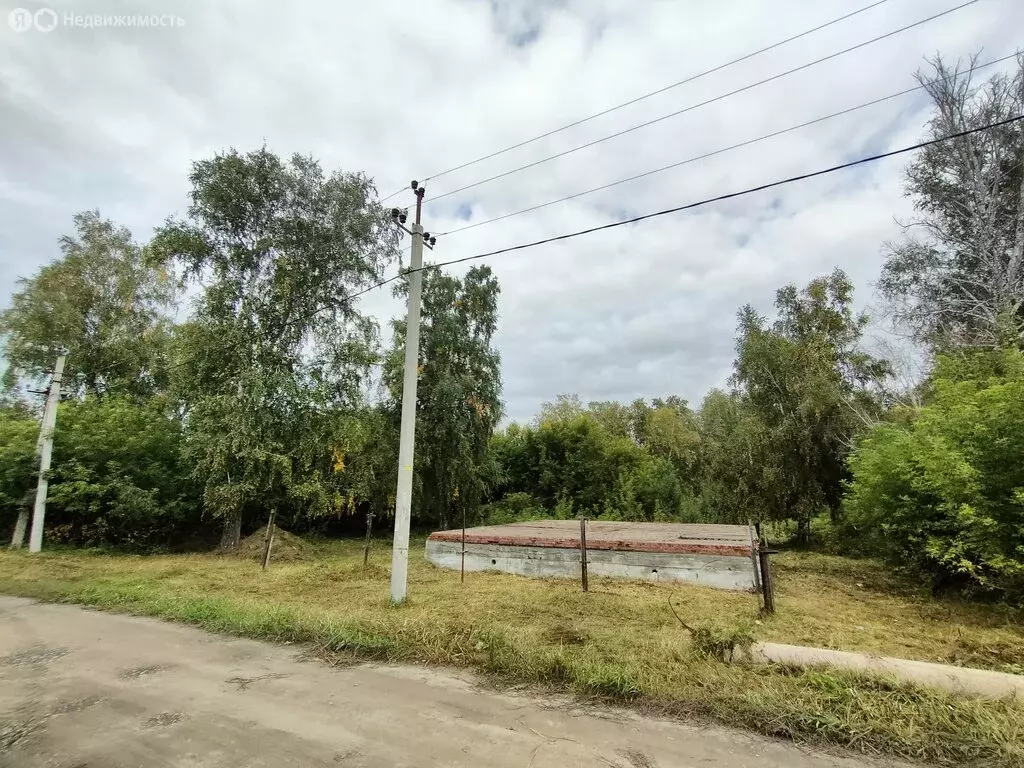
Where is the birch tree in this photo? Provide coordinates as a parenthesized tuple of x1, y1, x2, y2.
(153, 148, 399, 548)
(384, 265, 502, 529)
(0, 211, 176, 398)
(880, 54, 1024, 348)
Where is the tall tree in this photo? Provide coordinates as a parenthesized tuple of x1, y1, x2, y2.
(880, 54, 1024, 348)
(727, 269, 887, 539)
(384, 265, 502, 529)
(1, 210, 176, 397)
(537, 393, 584, 425)
(645, 399, 701, 485)
(698, 388, 776, 525)
(152, 147, 399, 548)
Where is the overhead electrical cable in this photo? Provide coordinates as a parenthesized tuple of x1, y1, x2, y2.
(95, 113, 1023, 378)
(436, 51, 1018, 238)
(358, 114, 1024, 296)
(425, 0, 982, 204)
(377, 0, 896, 203)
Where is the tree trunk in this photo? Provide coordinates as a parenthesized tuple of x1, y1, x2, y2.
(219, 510, 243, 550)
(9, 508, 29, 549)
(795, 516, 811, 547)
(828, 503, 843, 524)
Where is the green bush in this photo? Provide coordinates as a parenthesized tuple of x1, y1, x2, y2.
(48, 396, 203, 549)
(487, 414, 688, 521)
(0, 410, 39, 534)
(844, 351, 1024, 599)
(0, 397, 204, 550)
(478, 492, 547, 525)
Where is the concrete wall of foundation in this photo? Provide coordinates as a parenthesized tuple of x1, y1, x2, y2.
(425, 539, 757, 591)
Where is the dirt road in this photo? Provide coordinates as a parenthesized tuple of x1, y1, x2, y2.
(0, 596, 888, 768)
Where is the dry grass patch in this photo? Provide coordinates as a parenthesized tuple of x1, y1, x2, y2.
(230, 526, 313, 563)
(1, 539, 1022, 766)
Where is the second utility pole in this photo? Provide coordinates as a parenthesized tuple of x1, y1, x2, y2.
(27, 352, 66, 553)
(390, 182, 430, 604)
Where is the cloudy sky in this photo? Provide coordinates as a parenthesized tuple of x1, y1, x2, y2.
(1, 0, 1020, 421)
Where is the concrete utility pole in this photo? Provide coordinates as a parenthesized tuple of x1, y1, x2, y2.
(388, 182, 437, 604)
(26, 352, 66, 553)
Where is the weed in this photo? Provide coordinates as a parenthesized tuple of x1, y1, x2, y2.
(668, 596, 755, 662)
(542, 624, 589, 646)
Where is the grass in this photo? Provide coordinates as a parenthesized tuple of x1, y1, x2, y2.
(1, 539, 1022, 766)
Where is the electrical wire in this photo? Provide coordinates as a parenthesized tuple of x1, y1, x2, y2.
(359, 114, 1024, 292)
(415, 0, 895, 187)
(437, 51, 1019, 238)
(80, 112, 1024, 380)
(426, 0, 982, 205)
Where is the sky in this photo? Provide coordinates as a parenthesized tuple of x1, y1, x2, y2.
(1, 0, 1021, 422)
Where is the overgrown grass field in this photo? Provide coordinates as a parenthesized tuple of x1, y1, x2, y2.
(1, 540, 1022, 766)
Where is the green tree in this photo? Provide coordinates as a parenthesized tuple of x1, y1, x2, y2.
(45, 396, 201, 549)
(698, 389, 776, 525)
(537, 393, 583, 425)
(488, 411, 681, 522)
(646, 399, 701, 485)
(325, 406, 398, 525)
(1, 397, 201, 550)
(724, 269, 887, 539)
(585, 400, 632, 439)
(153, 147, 399, 547)
(384, 265, 502, 528)
(845, 349, 1024, 599)
(1, 210, 176, 398)
(0, 409, 38, 542)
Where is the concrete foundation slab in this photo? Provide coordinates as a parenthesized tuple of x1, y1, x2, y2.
(426, 520, 758, 591)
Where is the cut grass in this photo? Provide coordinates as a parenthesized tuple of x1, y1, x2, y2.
(0, 540, 1022, 766)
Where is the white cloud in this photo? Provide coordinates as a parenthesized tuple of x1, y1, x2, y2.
(1, 0, 1020, 421)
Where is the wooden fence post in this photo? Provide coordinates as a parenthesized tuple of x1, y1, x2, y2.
(363, 511, 374, 566)
(461, 496, 467, 584)
(579, 516, 589, 593)
(261, 508, 277, 571)
(748, 520, 761, 594)
(758, 548, 777, 614)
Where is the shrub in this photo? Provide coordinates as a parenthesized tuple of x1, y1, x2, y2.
(0, 410, 39, 537)
(844, 351, 1024, 599)
(479, 492, 547, 525)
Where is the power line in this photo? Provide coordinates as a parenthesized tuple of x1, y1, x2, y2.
(426, 0, 981, 205)
(437, 51, 1019, 239)
(87, 112, 1024, 378)
(358, 114, 1023, 291)
(413, 0, 894, 188)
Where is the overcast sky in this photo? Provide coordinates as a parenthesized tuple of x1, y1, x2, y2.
(1, 0, 1020, 421)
